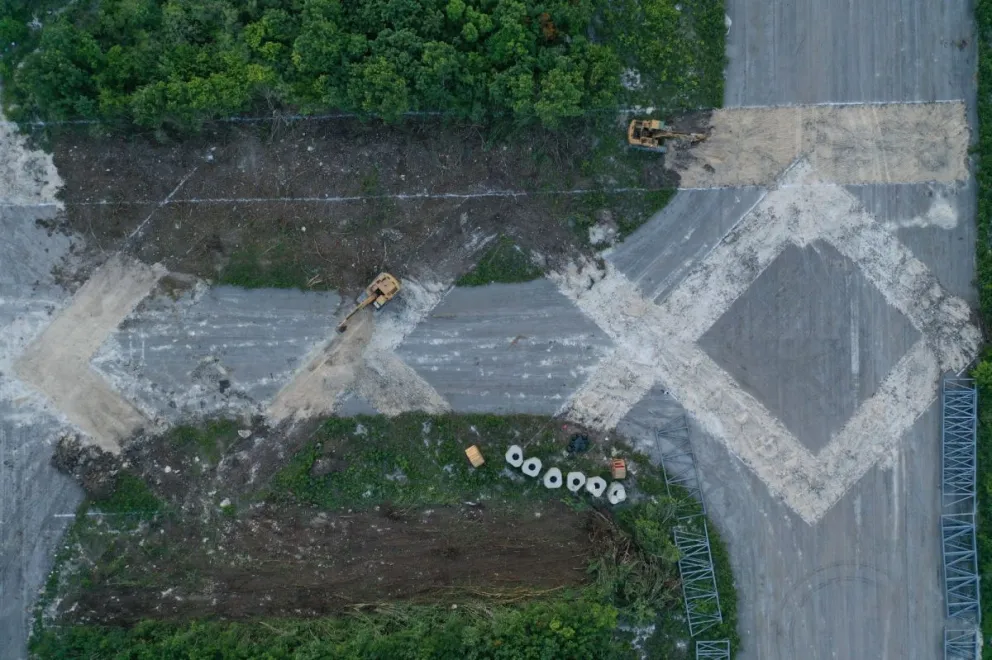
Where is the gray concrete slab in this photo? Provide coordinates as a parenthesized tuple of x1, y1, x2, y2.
(0, 406, 81, 660)
(0, 205, 71, 288)
(335, 391, 380, 416)
(698, 240, 921, 453)
(91, 286, 340, 421)
(618, 385, 943, 660)
(396, 280, 613, 414)
(848, 181, 978, 304)
(606, 188, 766, 304)
(724, 0, 975, 106)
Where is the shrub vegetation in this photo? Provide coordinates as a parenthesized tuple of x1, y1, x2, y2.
(0, 0, 725, 130)
(970, 1, 991, 653)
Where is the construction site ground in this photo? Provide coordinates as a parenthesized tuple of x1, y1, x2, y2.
(38, 413, 703, 656)
(0, 0, 982, 658)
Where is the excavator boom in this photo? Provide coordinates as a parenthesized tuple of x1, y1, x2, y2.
(627, 119, 707, 151)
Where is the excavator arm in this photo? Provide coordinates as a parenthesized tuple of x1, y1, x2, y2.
(337, 294, 375, 332)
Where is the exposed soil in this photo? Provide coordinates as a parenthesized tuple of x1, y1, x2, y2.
(67, 501, 595, 625)
(50, 414, 616, 626)
(666, 103, 969, 187)
(44, 118, 673, 294)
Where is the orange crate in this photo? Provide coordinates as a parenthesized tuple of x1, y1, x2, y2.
(611, 459, 627, 480)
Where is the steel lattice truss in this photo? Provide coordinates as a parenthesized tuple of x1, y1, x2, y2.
(675, 520, 723, 637)
(658, 416, 706, 517)
(941, 513, 981, 622)
(944, 627, 979, 660)
(942, 379, 977, 512)
(696, 640, 731, 659)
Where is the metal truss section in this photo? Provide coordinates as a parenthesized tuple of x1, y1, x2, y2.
(696, 640, 731, 659)
(941, 513, 981, 623)
(675, 520, 723, 637)
(658, 415, 706, 516)
(944, 627, 979, 660)
(942, 378, 977, 512)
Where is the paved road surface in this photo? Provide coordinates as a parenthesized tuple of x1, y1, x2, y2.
(650, 0, 976, 656)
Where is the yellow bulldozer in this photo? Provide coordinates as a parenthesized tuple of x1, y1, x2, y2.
(627, 119, 708, 153)
(337, 272, 401, 332)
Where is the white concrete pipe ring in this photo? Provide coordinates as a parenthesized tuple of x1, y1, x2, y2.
(505, 444, 524, 468)
(607, 482, 627, 505)
(585, 476, 607, 497)
(521, 457, 542, 477)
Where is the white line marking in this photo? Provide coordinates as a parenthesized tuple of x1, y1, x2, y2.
(124, 166, 199, 243)
(10, 186, 659, 209)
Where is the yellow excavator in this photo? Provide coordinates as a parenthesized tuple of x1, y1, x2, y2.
(337, 272, 401, 332)
(627, 119, 708, 153)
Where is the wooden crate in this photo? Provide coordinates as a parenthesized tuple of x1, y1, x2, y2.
(465, 445, 485, 468)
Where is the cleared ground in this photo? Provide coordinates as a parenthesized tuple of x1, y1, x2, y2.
(667, 102, 970, 188)
(63, 502, 595, 625)
(47, 120, 670, 293)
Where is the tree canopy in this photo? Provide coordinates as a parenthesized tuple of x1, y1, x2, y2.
(0, 0, 726, 130)
(0, 0, 631, 129)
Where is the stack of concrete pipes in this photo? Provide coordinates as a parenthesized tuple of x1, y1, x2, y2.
(504, 444, 626, 505)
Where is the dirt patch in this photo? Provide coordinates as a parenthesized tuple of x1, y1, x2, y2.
(65, 500, 594, 625)
(666, 102, 970, 187)
(46, 119, 673, 294)
(14, 254, 164, 451)
(46, 413, 622, 627)
(266, 310, 374, 423)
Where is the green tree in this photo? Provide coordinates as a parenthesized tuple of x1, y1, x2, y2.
(14, 20, 103, 119)
(534, 62, 584, 127)
(348, 55, 410, 119)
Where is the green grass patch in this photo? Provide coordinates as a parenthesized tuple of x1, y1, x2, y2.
(31, 597, 633, 660)
(90, 471, 163, 519)
(270, 413, 614, 509)
(218, 243, 326, 291)
(601, 0, 727, 111)
(31, 472, 167, 643)
(455, 236, 544, 287)
(165, 419, 241, 466)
